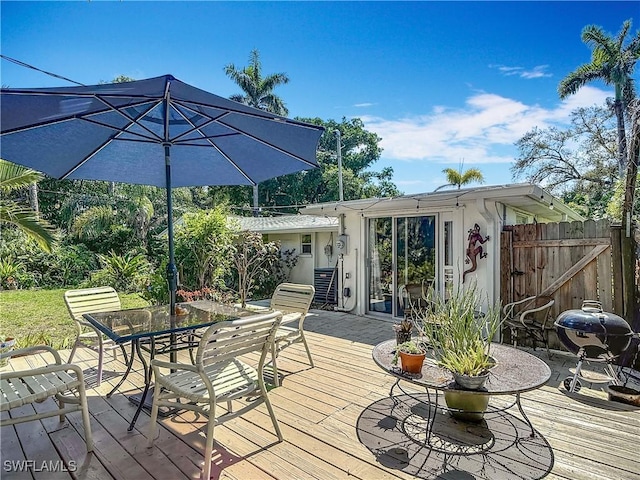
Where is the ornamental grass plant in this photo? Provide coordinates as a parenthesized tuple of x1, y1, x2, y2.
(418, 282, 502, 377)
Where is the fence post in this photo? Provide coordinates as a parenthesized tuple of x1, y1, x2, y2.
(610, 225, 624, 316)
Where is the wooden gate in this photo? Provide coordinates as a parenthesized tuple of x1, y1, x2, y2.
(500, 219, 621, 348)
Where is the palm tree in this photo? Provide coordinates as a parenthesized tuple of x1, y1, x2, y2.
(558, 19, 640, 177)
(0, 159, 56, 252)
(435, 167, 484, 191)
(224, 49, 290, 214)
(224, 49, 290, 116)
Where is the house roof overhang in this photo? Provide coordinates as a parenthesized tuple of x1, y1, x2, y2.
(229, 215, 339, 234)
(301, 183, 584, 223)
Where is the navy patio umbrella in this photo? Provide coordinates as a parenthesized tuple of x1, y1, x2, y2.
(1, 74, 324, 314)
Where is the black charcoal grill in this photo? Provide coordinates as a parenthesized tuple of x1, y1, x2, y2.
(554, 301, 636, 392)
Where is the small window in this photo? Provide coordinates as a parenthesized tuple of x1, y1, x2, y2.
(301, 234, 312, 254)
(444, 221, 453, 267)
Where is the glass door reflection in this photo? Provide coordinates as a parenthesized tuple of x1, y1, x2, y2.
(368, 217, 393, 314)
(396, 216, 436, 318)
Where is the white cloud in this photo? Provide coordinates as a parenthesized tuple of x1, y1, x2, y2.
(361, 85, 611, 166)
(490, 64, 552, 79)
(353, 102, 375, 108)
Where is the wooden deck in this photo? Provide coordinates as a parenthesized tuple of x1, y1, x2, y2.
(2, 309, 639, 480)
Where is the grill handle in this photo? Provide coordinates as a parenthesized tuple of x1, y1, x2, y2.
(581, 300, 603, 313)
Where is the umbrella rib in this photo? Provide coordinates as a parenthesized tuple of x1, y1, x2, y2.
(216, 118, 318, 168)
(170, 98, 317, 168)
(173, 97, 323, 130)
(0, 95, 158, 136)
(92, 95, 164, 142)
(169, 102, 255, 185)
(59, 99, 166, 179)
(169, 109, 234, 144)
(79, 116, 161, 143)
(58, 136, 114, 180)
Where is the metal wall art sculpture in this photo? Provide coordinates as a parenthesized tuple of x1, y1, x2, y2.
(463, 223, 489, 283)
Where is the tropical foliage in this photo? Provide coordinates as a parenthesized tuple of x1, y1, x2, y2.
(86, 251, 151, 293)
(512, 105, 619, 218)
(558, 19, 639, 177)
(418, 283, 501, 376)
(435, 165, 484, 191)
(228, 231, 298, 308)
(174, 207, 233, 290)
(224, 49, 290, 116)
(0, 159, 57, 252)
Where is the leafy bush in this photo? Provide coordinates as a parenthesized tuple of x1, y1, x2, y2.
(227, 231, 299, 305)
(0, 227, 98, 288)
(250, 246, 298, 300)
(0, 258, 23, 289)
(86, 251, 150, 293)
(174, 207, 233, 290)
(141, 261, 170, 305)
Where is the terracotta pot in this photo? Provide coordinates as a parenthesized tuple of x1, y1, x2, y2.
(607, 385, 640, 407)
(399, 350, 425, 373)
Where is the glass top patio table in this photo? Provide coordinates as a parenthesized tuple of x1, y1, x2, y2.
(82, 300, 264, 431)
(83, 300, 258, 344)
(373, 340, 551, 395)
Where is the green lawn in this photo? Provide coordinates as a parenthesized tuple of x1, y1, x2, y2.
(0, 289, 150, 349)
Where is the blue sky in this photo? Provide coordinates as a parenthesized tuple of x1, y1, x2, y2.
(1, 1, 637, 195)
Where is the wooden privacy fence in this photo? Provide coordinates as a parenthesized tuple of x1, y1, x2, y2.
(500, 219, 623, 349)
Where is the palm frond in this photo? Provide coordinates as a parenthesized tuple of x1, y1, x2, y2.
(0, 159, 43, 193)
(0, 203, 57, 252)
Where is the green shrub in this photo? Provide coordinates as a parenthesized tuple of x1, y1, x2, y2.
(141, 261, 170, 305)
(86, 251, 150, 293)
(0, 258, 23, 289)
(0, 228, 98, 288)
(174, 207, 233, 290)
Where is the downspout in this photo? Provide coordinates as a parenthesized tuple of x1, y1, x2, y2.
(476, 198, 497, 308)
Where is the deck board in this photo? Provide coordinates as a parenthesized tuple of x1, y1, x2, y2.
(2, 309, 639, 480)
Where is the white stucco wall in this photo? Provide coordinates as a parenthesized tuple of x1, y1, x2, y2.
(333, 201, 504, 316)
(266, 231, 338, 286)
(301, 183, 581, 318)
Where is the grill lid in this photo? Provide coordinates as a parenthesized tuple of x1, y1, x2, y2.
(554, 301, 631, 337)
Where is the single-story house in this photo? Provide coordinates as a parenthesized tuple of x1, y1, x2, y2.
(296, 183, 584, 320)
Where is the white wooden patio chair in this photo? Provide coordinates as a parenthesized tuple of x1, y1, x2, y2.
(65, 286, 129, 386)
(269, 283, 315, 386)
(147, 311, 283, 480)
(0, 345, 94, 452)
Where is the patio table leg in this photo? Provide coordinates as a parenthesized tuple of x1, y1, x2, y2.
(515, 393, 536, 437)
(106, 340, 136, 398)
(128, 338, 154, 431)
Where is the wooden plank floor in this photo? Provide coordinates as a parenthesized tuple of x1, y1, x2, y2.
(2, 309, 639, 480)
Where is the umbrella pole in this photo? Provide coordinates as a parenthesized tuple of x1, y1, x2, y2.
(164, 144, 178, 316)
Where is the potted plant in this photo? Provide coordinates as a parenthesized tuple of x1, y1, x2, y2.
(0, 336, 16, 368)
(417, 283, 502, 420)
(392, 340, 426, 374)
(392, 318, 413, 345)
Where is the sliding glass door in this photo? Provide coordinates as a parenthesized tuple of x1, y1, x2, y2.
(368, 217, 393, 314)
(368, 215, 437, 317)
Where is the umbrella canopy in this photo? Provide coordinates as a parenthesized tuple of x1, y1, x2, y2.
(1, 74, 324, 312)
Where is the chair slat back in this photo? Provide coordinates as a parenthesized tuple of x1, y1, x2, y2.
(270, 283, 315, 316)
(197, 312, 282, 367)
(65, 287, 121, 321)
